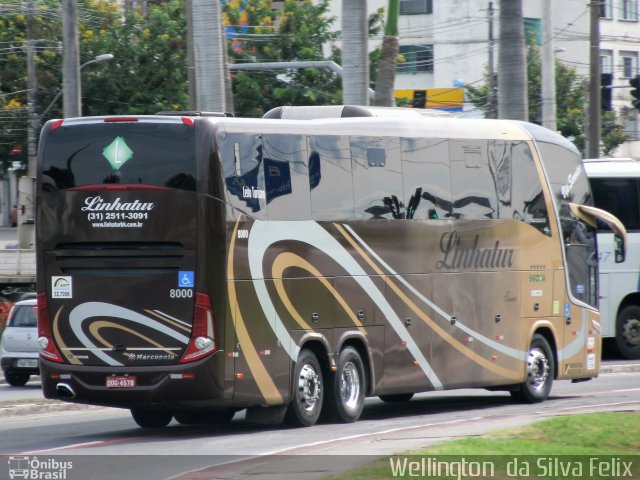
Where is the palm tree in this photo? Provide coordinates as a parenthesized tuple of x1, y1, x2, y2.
(373, 0, 399, 107)
(498, 0, 527, 120)
(342, 0, 369, 105)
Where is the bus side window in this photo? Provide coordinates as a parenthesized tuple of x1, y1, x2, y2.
(590, 177, 639, 231)
(351, 136, 403, 219)
(401, 138, 452, 220)
(308, 135, 355, 220)
(450, 140, 497, 219)
(262, 134, 311, 220)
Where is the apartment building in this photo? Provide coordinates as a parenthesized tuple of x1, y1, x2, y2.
(329, 0, 640, 152)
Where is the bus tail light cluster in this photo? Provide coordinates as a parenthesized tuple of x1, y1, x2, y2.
(37, 293, 64, 363)
(180, 293, 217, 364)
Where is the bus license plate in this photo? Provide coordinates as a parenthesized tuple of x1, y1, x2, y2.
(106, 376, 136, 388)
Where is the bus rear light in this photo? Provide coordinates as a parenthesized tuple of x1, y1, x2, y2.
(181, 117, 195, 127)
(50, 119, 64, 130)
(180, 293, 217, 364)
(37, 293, 64, 363)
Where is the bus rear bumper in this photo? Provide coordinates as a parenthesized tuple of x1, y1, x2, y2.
(39, 353, 229, 409)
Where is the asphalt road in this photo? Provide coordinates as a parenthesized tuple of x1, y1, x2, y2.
(0, 366, 639, 480)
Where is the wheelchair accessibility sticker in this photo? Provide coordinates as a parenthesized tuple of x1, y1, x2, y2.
(178, 271, 194, 288)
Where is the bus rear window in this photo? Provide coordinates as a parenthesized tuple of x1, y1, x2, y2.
(40, 123, 196, 191)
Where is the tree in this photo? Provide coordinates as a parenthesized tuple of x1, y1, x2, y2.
(602, 111, 629, 156)
(80, 0, 189, 116)
(373, 0, 399, 107)
(466, 39, 628, 156)
(498, 0, 528, 120)
(0, 0, 62, 172)
(224, 0, 341, 116)
(0, 0, 347, 175)
(0, 0, 190, 171)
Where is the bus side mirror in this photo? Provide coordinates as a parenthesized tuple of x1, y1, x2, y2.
(569, 203, 627, 264)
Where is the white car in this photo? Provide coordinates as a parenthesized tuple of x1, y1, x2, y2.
(1, 299, 39, 386)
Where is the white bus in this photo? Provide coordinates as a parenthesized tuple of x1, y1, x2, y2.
(584, 157, 640, 359)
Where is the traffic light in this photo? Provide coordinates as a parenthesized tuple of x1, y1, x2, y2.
(411, 90, 426, 109)
(630, 74, 640, 110)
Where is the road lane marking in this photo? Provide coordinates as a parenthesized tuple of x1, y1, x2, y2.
(18, 437, 136, 455)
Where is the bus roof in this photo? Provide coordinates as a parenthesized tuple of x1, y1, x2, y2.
(211, 115, 551, 143)
(583, 157, 640, 178)
(263, 105, 453, 119)
(44, 113, 576, 152)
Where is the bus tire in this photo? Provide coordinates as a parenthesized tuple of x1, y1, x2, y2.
(323, 346, 366, 423)
(285, 349, 323, 427)
(379, 393, 414, 403)
(174, 409, 235, 425)
(615, 305, 640, 359)
(511, 334, 554, 403)
(130, 407, 173, 428)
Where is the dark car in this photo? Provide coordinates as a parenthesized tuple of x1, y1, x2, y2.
(1, 299, 38, 386)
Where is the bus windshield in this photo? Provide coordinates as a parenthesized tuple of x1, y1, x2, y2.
(537, 141, 597, 308)
(40, 122, 196, 191)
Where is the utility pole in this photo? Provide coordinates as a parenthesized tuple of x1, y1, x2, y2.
(497, 0, 528, 121)
(541, 0, 557, 131)
(487, 1, 496, 119)
(588, 0, 601, 158)
(189, 0, 226, 112)
(22, 0, 37, 246)
(62, 0, 81, 117)
(342, 0, 369, 105)
(25, 0, 37, 179)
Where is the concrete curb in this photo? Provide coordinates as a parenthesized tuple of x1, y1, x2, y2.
(600, 362, 640, 374)
(0, 400, 105, 418)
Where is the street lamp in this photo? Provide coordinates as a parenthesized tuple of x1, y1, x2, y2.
(41, 53, 114, 119)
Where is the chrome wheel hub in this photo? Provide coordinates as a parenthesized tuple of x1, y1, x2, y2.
(526, 347, 550, 392)
(340, 361, 360, 409)
(297, 364, 320, 412)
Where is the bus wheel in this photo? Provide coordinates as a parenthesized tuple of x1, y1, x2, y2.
(511, 334, 554, 403)
(324, 347, 366, 423)
(130, 407, 173, 428)
(285, 349, 323, 427)
(379, 393, 414, 403)
(174, 410, 235, 425)
(616, 305, 640, 359)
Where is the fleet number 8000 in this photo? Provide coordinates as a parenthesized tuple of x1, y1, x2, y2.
(170, 289, 193, 299)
